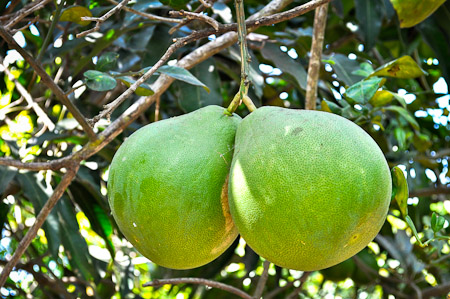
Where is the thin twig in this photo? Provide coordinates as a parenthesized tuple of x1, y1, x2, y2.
(143, 278, 252, 299)
(88, 40, 183, 124)
(86, 0, 331, 124)
(105, 0, 183, 23)
(253, 260, 271, 298)
(0, 25, 97, 141)
(168, 2, 214, 35)
(0, 57, 55, 131)
(77, 0, 131, 38)
(4, 0, 53, 29)
(305, 3, 328, 110)
(10, 16, 39, 34)
(199, 0, 212, 8)
(169, 10, 220, 31)
(265, 278, 300, 299)
(286, 272, 311, 299)
(0, 164, 79, 288)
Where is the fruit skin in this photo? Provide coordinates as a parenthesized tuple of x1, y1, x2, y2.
(108, 105, 241, 269)
(228, 106, 391, 271)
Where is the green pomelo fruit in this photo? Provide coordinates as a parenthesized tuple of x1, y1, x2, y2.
(108, 105, 241, 269)
(228, 106, 392, 271)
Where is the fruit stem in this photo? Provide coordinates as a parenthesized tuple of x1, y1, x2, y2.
(226, 0, 256, 115)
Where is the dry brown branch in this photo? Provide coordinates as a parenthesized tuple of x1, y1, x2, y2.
(0, 164, 80, 287)
(253, 260, 271, 298)
(305, 3, 328, 110)
(90, 0, 331, 124)
(105, 0, 183, 23)
(77, 0, 131, 38)
(199, 0, 212, 8)
(0, 25, 97, 141)
(169, 10, 220, 31)
(265, 278, 300, 299)
(168, 1, 216, 35)
(421, 280, 450, 299)
(0, 57, 55, 131)
(143, 278, 253, 299)
(0, 157, 72, 171)
(3, 0, 52, 29)
(409, 186, 450, 197)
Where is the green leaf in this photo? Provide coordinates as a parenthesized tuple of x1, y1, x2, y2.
(384, 106, 420, 130)
(418, 18, 450, 85)
(59, 6, 92, 26)
(84, 70, 117, 92)
(405, 215, 424, 246)
(159, 0, 190, 9)
(431, 212, 445, 233)
(260, 43, 307, 90)
(174, 59, 223, 113)
(323, 53, 364, 86)
(370, 56, 427, 79)
(355, 0, 382, 49)
(389, 0, 446, 28)
(118, 76, 154, 96)
(17, 173, 61, 258)
(391, 166, 409, 218)
(351, 62, 375, 77)
(344, 77, 384, 104)
(57, 196, 99, 281)
(320, 99, 342, 114)
(0, 166, 16, 195)
(369, 90, 394, 107)
(394, 127, 407, 149)
(96, 52, 119, 72)
(158, 65, 210, 92)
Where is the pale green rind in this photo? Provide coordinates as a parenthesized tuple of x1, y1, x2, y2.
(229, 107, 392, 271)
(108, 105, 240, 269)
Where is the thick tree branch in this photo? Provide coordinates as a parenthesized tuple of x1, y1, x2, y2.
(0, 157, 72, 171)
(77, 0, 131, 38)
(0, 165, 79, 288)
(0, 25, 97, 141)
(409, 186, 450, 198)
(143, 278, 252, 299)
(305, 3, 328, 110)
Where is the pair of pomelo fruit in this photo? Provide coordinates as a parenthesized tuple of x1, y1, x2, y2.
(107, 105, 392, 271)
